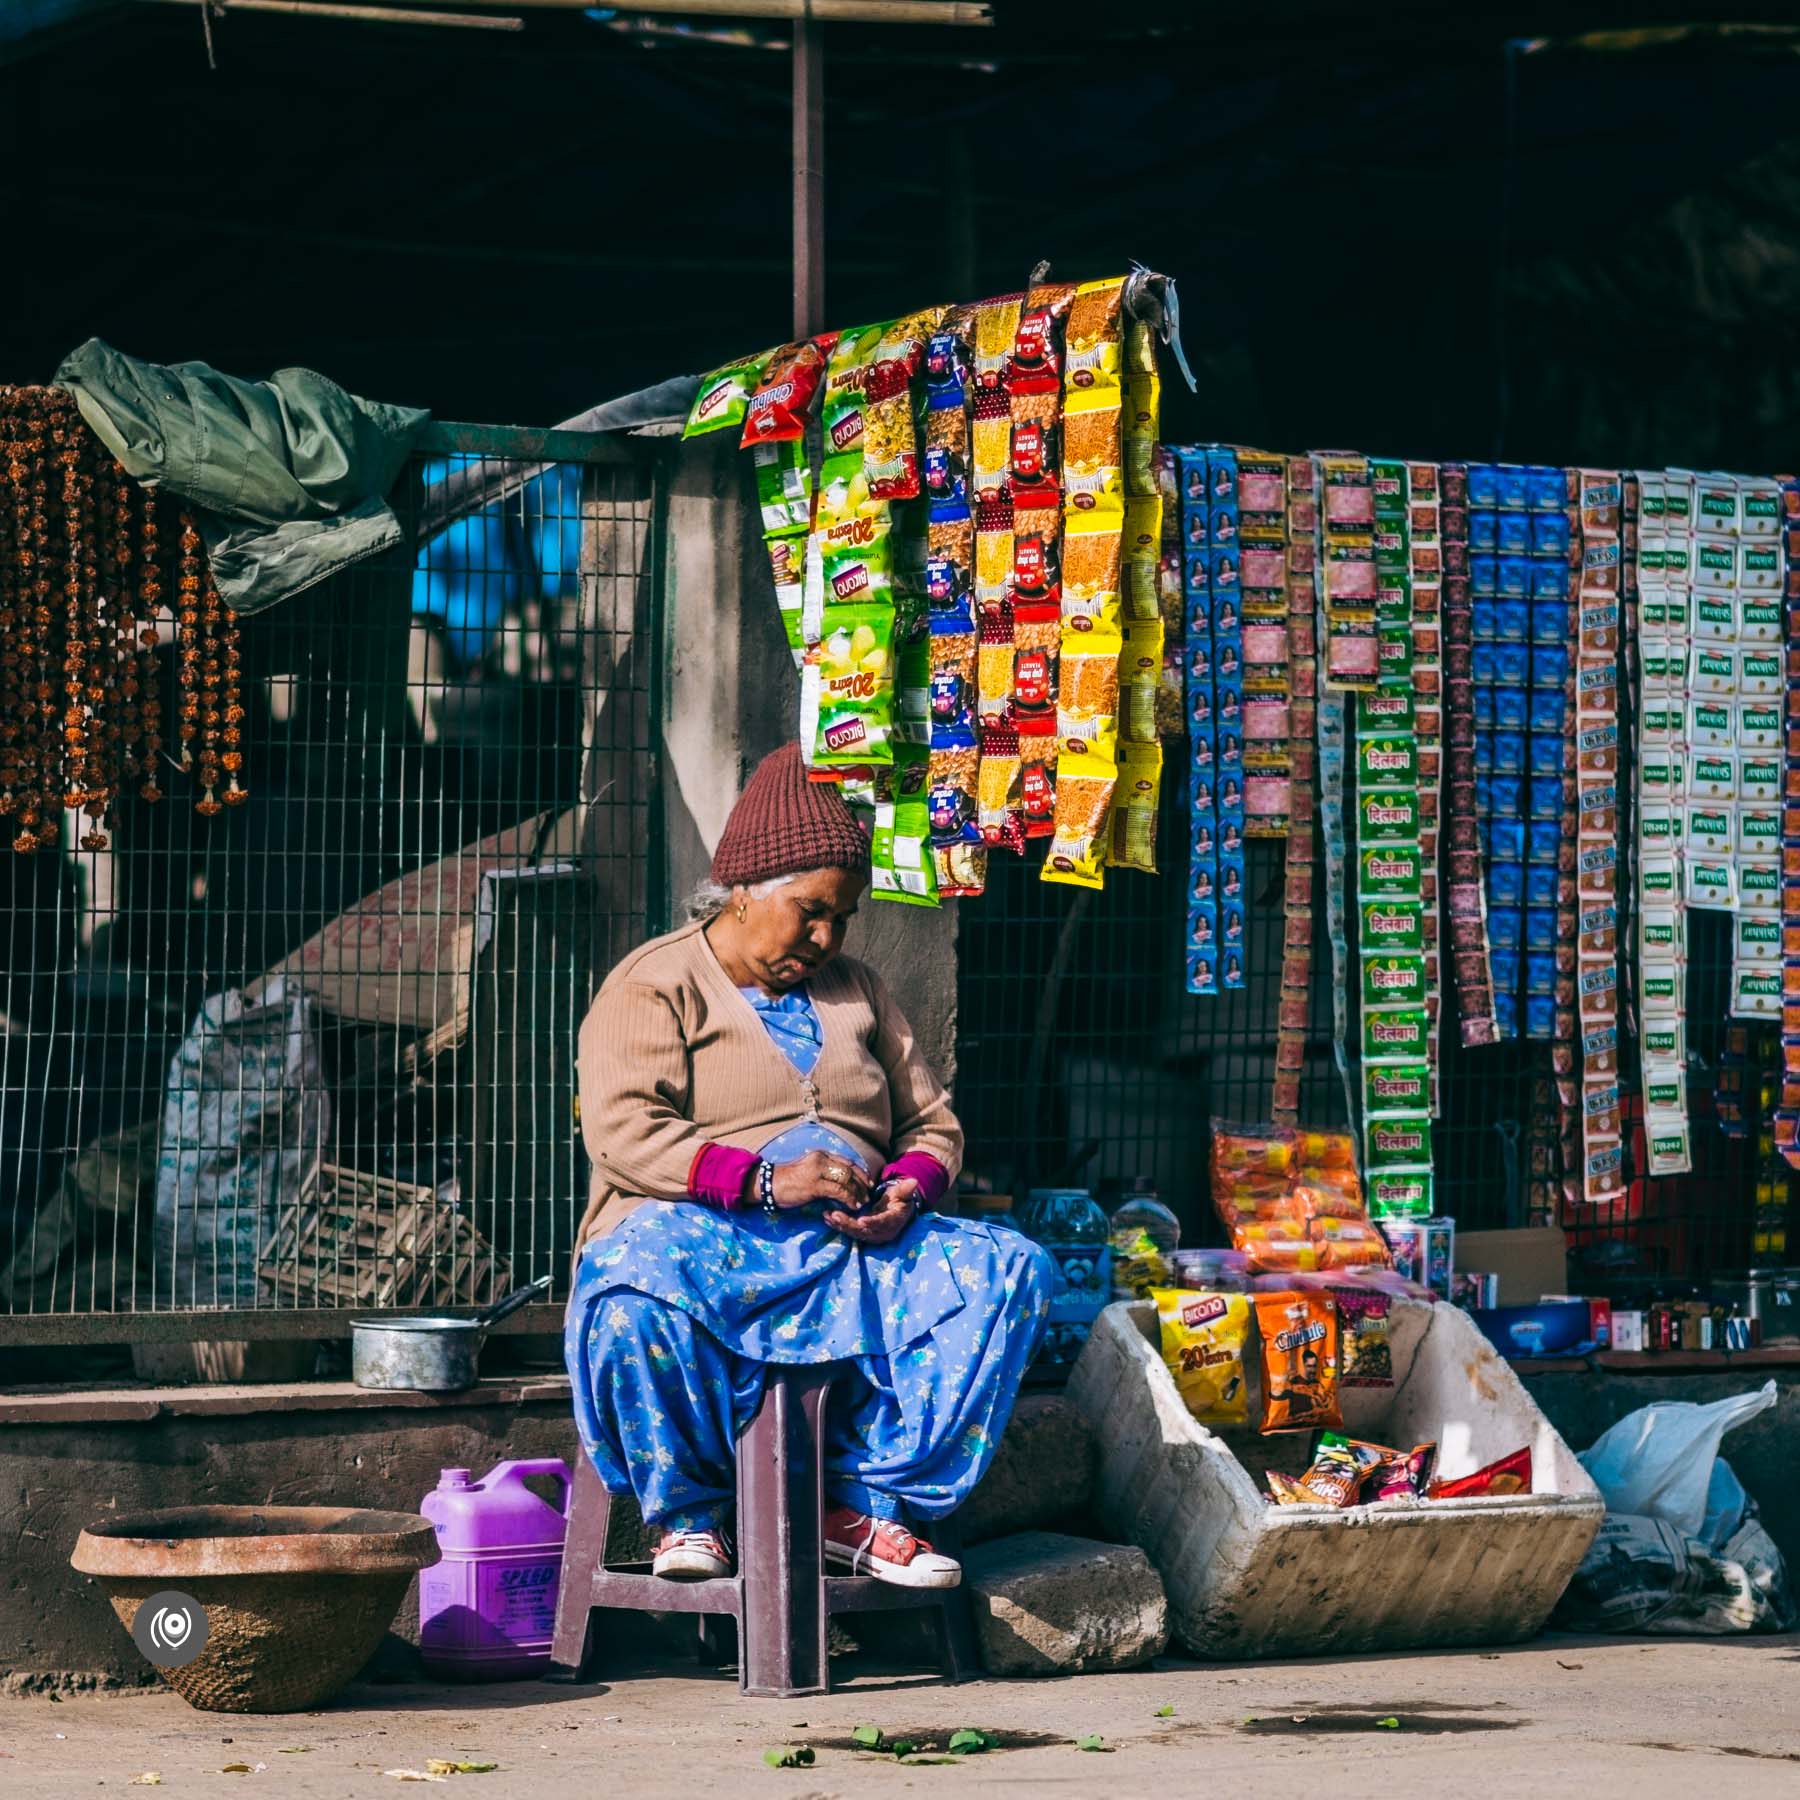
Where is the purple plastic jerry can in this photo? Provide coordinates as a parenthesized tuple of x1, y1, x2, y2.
(418, 1459, 571, 1680)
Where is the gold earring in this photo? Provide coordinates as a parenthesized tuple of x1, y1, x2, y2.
(735, 903, 747, 923)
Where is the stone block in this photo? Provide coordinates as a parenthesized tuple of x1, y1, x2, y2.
(957, 1392, 1098, 1545)
(964, 1530, 1167, 1676)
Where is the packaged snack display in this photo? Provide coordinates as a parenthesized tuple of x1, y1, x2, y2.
(683, 348, 773, 437)
(1333, 1287, 1395, 1386)
(1288, 1433, 1376, 1507)
(1370, 1441, 1438, 1500)
(740, 336, 833, 447)
(1254, 1289, 1343, 1434)
(801, 603, 895, 768)
(1429, 1446, 1532, 1499)
(1153, 1287, 1251, 1427)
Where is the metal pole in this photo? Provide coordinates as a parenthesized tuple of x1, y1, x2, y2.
(792, 12, 825, 340)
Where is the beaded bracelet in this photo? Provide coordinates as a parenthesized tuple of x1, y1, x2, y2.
(758, 1158, 777, 1221)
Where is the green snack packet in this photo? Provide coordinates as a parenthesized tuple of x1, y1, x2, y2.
(871, 745, 938, 907)
(821, 322, 892, 460)
(1365, 1113, 1432, 1170)
(755, 438, 812, 535)
(802, 601, 896, 768)
(684, 348, 772, 438)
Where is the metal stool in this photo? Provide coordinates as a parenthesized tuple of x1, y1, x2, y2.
(550, 1364, 976, 1698)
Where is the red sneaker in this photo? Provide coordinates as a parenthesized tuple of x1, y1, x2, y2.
(653, 1526, 734, 1581)
(823, 1505, 961, 1589)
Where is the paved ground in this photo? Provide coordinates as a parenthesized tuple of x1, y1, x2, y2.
(3, 1635, 1797, 1798)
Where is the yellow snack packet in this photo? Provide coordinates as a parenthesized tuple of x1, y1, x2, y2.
(1154, 1287, 1252, 1427)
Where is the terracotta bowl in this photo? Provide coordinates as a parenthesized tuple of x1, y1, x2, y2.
(71, 1505, 440, 1713)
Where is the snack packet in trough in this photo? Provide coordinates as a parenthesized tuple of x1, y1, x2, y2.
(1429, 1446, 1532, 1499)
(1254, 1289, 1342, 1434)
(1153, 1287, 1251, 1427)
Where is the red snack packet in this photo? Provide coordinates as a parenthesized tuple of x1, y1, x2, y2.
(1371, 1442, 1438, 1501)
(740, 335, 834, 447)
(1429, 1446, 1532, 1499)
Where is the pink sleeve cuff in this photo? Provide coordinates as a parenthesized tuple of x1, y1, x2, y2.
(688, 1144, 759, 1210)
(882, 1152, 949, 1210)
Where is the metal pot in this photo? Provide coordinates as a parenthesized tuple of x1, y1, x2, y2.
(351, 1276, 552, 1393)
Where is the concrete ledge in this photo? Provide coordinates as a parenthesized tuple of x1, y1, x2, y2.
(0, 1374, 572, 1428)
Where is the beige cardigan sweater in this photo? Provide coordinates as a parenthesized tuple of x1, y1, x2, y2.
(574, 919, 963, 1245)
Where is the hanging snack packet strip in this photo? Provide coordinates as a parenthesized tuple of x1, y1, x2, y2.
(1407, 462, 1444, 1110)
(1208, 448, 1248, 989)
(756, 439, 813, 667)
(1317, 452, 1379, 690)
(1010, 284, 1075, 835)
(1237, 449, 1293, 841)
(864, 310, 944, 502)
(971, 295, 1024, 852)
(1272, 454, 1319, 1123)
(1254, 1289, 1343, 1435)
(1440, 463, 1500, 1048)
(1355, 465, 1433, 1221)
(1773, 476, 1800, 1169)
(683, 346, 773, 438)
(1572, 470, 1625, 1203)
(1123, 317, 1162, 514)
(1720, 474, 1784, 1021)
(1179, 447, 1221, 994)
(1633, 467, 1691, 1175)
(1153, 1287, 1251, 1427)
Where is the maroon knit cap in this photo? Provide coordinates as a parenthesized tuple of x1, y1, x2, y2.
(711, 742, 872, 889)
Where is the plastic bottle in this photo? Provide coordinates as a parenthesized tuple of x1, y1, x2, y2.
(418, 1459, 571, 1681)
(1108, 1178, 1182, 1300)
(1016, 1186, 1113, 1374)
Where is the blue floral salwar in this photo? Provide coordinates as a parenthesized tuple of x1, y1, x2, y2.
(563, 983, 1053, 1535)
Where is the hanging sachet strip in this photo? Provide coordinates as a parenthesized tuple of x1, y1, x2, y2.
(1313, 455, 1356, 1133)
(1440, 464, 1498, 1046)
(1238, 449, 1294, 842)
(1273, 453, 1318, 1125)
(1209, 448, 1247, 989)
(1318, 453, 1380, 690)
(1633, 467, 1692, 1175)
(1408, 462, 1444, 1112)
(1722, 474, 1785, 1020)
(1551, 465, 1583, 1204)
(1178, 446, 1222, 994)
(1773, 475, 1800, 1168)
(1571, 470, 1625, 1206)
(1357, 458, 1433, 1221)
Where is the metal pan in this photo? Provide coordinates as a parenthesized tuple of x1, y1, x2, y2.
(351, 1275, 552, 1392)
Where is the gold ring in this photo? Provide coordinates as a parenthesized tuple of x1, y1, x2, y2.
(828, 1164, 846, 1185)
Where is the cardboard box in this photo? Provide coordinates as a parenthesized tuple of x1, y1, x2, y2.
(1452, 1226, 1568, 1306)
(1612, 1309, 1645, 1353)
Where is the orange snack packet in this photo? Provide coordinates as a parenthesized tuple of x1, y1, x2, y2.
(1254, 1290, 1343, 1434)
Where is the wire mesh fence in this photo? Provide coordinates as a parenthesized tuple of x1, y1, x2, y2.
(955, 775, 1769, 1285)
(0, 425, 662, 1338)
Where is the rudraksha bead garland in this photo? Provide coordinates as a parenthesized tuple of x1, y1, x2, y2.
(0, 384, 247, 851)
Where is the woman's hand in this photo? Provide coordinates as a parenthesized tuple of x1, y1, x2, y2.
(755, 1149, 871, 1211)
(826, 1177, 920, 1246)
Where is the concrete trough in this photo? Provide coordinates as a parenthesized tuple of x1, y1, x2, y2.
(1065, 1298, 1603, 1661)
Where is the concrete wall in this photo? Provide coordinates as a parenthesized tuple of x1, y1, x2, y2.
(2, 1382, 584, 1687)
(658, 435, 960, 1080)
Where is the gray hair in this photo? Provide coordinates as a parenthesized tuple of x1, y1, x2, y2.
(684, 870, 810, 923)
